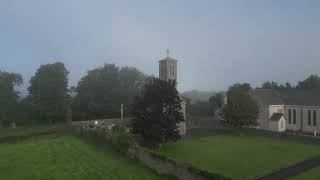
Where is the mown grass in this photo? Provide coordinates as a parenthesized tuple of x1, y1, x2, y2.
(290, 166, 320, 180)
(0, 135, 167, 180)
(158, 135, 320, 180)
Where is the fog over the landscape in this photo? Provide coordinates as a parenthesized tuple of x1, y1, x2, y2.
(1, 0, 320, 93)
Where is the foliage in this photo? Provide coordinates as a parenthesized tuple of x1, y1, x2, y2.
(297, 74, 320, 89)
(28, 62, 70, 124)
(223, 83, 259, 128)
(260, 81, 293, 89)
(72, 64, 147, 120)
(209, 92, 225, 113)
(188, 101, 212, 116)
(131, 78, 184, 147)
(0, 71, 23, 126)
(181, 90, 216, 103)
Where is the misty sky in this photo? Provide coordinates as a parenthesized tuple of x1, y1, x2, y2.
(1, 0, 320, 93)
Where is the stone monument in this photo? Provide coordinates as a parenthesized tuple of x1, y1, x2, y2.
(159, 49, 186, 135)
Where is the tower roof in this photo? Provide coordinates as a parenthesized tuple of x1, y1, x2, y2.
(159, 57, 178, 62)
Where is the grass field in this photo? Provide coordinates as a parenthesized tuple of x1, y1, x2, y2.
(0, 135, 166, 180)
(290, 166, 320, 180)
(158, 135, 320, 180)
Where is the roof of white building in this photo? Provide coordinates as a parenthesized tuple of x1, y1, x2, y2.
(251, 89, 320, 106)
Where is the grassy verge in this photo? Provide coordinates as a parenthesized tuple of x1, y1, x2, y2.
(157, 134, 320, 180)
(0, 135, 168, 180)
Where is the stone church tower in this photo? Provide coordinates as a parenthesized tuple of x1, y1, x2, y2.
(159, 50, 186, 135)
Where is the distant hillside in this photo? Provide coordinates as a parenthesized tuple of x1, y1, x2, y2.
(181, 90, 216, 103)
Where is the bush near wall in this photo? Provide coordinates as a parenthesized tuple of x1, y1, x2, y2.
(73, 123, 134, 154)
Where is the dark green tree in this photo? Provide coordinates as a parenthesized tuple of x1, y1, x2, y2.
(28, 62, 69, 124)
(209, 92, 225, 115)
(72, 64, 146, 120)
(188, 101, 212, 116)
(223, 83, 259, 128)
(297, 74, 320, 89)
(261, 81, 294, 89)
(131, 78, 184, 146)
(0, 71, 23, 126)
(261, 81, 280, 89)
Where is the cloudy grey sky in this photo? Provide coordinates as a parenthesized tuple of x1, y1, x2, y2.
(1, 0, 320, 93)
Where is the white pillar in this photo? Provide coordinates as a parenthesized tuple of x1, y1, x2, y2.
(121, 104, 124, 120)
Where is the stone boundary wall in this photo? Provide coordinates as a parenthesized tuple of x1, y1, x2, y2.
(72, 118, 131, 127)
(187, 127, 320, 145)
(129, 146, 230, 180)
(0, 128, 66, 143)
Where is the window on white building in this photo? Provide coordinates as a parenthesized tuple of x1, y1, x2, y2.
(288, 109, 292, 124)
(308, 110, 312, 126)
(313, 110, 317, 126)
(293, 109, 296, 124)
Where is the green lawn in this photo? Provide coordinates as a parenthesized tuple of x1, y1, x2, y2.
(290, 166, 320, 180)
(0, 124, 67, 138)
(0, 135, 166, 180)
(158, 135, 320, 180)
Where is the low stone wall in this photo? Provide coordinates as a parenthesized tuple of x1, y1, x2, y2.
(0, 128, 66, 143)
(129, 146, 230, 180)
(72, 118, 131, 126)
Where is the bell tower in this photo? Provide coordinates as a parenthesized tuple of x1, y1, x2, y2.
(158, 49, 186, 136)
(159, 49, 178, 81)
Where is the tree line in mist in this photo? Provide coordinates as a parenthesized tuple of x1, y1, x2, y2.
(0, 62, 147, 126)
(1, 61, 320, 127)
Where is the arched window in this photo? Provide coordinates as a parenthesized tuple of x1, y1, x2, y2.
(313, 110, 317, 126)
(293, 109, 296, 124)
(308, 110, 312, 126)
(288, 109, 292, 124)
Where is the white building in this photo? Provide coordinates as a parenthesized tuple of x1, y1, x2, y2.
(251, 89, 320, 133)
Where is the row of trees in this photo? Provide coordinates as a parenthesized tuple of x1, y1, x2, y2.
(0, 62, 147, 126)
(260, 75, 320, 90)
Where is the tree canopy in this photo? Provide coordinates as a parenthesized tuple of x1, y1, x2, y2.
(131, 78, 184, 146)
(223, 83, 259, 128)
(209, 92, 225, 113)
(297, 74, 320, 89)
(28, 62, 69, 124)
(0, 71, 23, 126)
(72, 64, 147, 120)
(260, 81, 292, 89)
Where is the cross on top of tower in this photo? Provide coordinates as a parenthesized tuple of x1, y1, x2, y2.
(166, 49, 170, 58)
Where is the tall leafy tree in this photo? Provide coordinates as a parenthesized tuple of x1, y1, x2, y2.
(131, 78, 184, 146)
(28, 62, 69, 124)
(223, 83, 259, 128)
(0, 71, 23, 126)
(72, 64, 146, 120)
(297, 74, 320, 89)
(209, 92, 225, 115)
